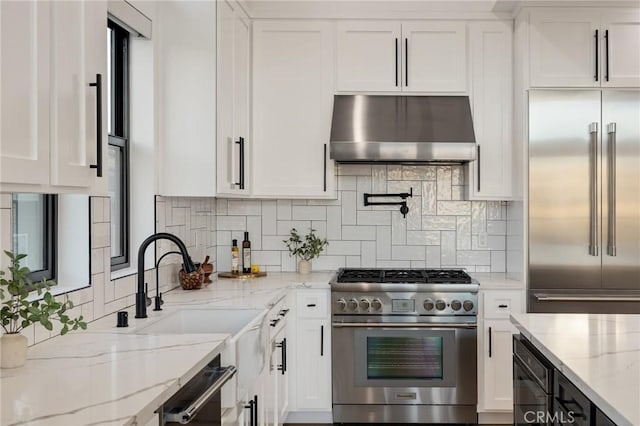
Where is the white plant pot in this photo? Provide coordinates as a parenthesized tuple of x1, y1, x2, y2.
(298, 260, 312, 275)
(1, 333, 28, 369)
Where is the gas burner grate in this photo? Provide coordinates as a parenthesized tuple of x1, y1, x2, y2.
(336, 268, 473, 284)
(424, 269, 472, 284)
(337, 269, 383, 283)
(382, 269, 427, 283)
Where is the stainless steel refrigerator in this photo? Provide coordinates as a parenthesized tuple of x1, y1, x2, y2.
(528, 90, 640, 313)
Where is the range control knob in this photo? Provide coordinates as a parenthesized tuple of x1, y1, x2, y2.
(435, 299, 447, 311)
(359, 298, 371, 311)
(336, 298, 347, 311)
(371, 298, 383, 311)
(463, 300, 475, 312)
(450, 300, 462, 311)
(423, 299, 435, 311)
(347, 298, 359, 311)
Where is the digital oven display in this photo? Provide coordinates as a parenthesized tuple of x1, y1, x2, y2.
(391, 299, 415, 313)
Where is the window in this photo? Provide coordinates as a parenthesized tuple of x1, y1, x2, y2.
(12, 194, 57, 282)
(108, 20, 130, 270)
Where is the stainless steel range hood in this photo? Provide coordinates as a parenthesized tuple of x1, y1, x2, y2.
(329, 95, 477, 163)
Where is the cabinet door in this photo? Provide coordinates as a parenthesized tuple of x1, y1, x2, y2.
(482, 319, 517, 411)
(157, 1, 215, 196)
(529, 9, 601, 87)
(467, 21, 513, 200)
(601, 9, 640, 87)
(336, 21, 400, 92)
(217, 0, 250, 196)
(274, 328, 288, 425)
(402, 22, 467, 92)
(0, 0, 50, 188)
(252, 21, 336, 198)
(295, 319, 331, 410)
(50, 0, 107, 190)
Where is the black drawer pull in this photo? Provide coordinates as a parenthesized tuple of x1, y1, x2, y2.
(279, 308, 290, 317)
(498, 304, 508, 308)
(270, 318, 281, 327)
(307, 303, 316, 307)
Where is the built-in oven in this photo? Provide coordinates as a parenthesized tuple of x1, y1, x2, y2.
(160, 354, 236, 425)
(332, 316, 477, 424)
(513, 334, 554, 426)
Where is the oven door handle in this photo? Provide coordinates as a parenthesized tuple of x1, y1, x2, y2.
(332, 322, 477, 329)
(164, 365, 237, 424)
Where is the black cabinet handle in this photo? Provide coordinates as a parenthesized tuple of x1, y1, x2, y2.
(277, 338, 287, 375)
(323, 143, 327, 192)
(235, 137, 245, 190)
(395, 38, 399, 87)
(320, 325, 324, 356)
(89, 74, 103, 177)
(488, 326, 492, 358)
(253, 395, 258, 426)
(270, 318, 281, 327)
(605, 29, 610, 82)
(405, 38, 408, 87)
(595, 30, 599, 82)
(279, 308, 290, 317)
(306, 303, 316, 307)
(476, 145, 481, 192)
(498, 304, 508, 308)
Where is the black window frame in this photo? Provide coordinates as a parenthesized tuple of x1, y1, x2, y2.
(11, 194, 57, 283)
(108, 19, 130, 271)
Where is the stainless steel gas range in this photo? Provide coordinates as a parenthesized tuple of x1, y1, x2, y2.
(330, 268, 479, 424)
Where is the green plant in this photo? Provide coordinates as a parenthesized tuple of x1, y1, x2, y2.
(0, 251, 86, 335)
(283, 228, 328, 261)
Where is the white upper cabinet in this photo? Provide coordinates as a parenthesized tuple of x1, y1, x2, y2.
(336, 21, 401, 92)
(402, 22, 467, 92)
(467, 21, 513, 200)
(1, 0, 108, 194)
(51, 1, 106, 191)
(157, 1, 216, 197)
(530, 8, 640, 88)
(217, 0, 251, 197)
(0, 0, 50, 187)
(252, 21, 336, 198)
(601, 9, 640, 87)
(336, 21, 467, 93)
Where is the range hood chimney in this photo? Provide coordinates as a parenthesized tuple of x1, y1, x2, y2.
(329, 95, 477, 163)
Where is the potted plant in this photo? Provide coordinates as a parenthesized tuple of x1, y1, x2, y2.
(283, 228, 328, 274)
(0, 251, 87, 368)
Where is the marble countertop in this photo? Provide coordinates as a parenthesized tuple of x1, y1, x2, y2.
(472, 272, 523, 290)
(510, 313, 640, 426)
(1, 272, 332, 426)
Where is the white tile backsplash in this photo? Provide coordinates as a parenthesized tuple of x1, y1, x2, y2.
(211, 165, 507, 272)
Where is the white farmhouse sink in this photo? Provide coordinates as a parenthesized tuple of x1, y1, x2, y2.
(135, 308, 265, 336)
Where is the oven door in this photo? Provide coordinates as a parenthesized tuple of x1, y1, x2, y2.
(332, 321, 476, 406)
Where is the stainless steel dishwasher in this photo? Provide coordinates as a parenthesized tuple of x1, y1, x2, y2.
(160, 354, 236, 425)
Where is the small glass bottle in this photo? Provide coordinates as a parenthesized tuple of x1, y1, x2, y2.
(231, 239, 240, 274)
(242, 232, 251, 274)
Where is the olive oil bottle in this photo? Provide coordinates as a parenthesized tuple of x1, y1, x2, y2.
(242, 232, 251, 274)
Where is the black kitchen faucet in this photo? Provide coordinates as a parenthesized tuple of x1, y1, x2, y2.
(135, 233, 195, 318)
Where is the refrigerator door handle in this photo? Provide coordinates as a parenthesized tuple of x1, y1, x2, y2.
(534, 293, 640, 302)
(607, 123, 617, 256)
(589, 122, 599, 257)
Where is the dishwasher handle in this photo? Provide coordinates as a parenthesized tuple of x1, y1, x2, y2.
(163, 365, 237, 424)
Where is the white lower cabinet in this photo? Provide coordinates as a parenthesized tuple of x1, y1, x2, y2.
(478, 289, 523, 418)
(287, 288, 332, 421)
(480, 319, 518, 411)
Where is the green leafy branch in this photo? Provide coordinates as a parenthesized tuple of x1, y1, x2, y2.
(0, 251, 87, 335)
(283, 228, 328, 261)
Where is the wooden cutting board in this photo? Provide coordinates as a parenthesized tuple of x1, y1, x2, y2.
(218, 271, 267, 279)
